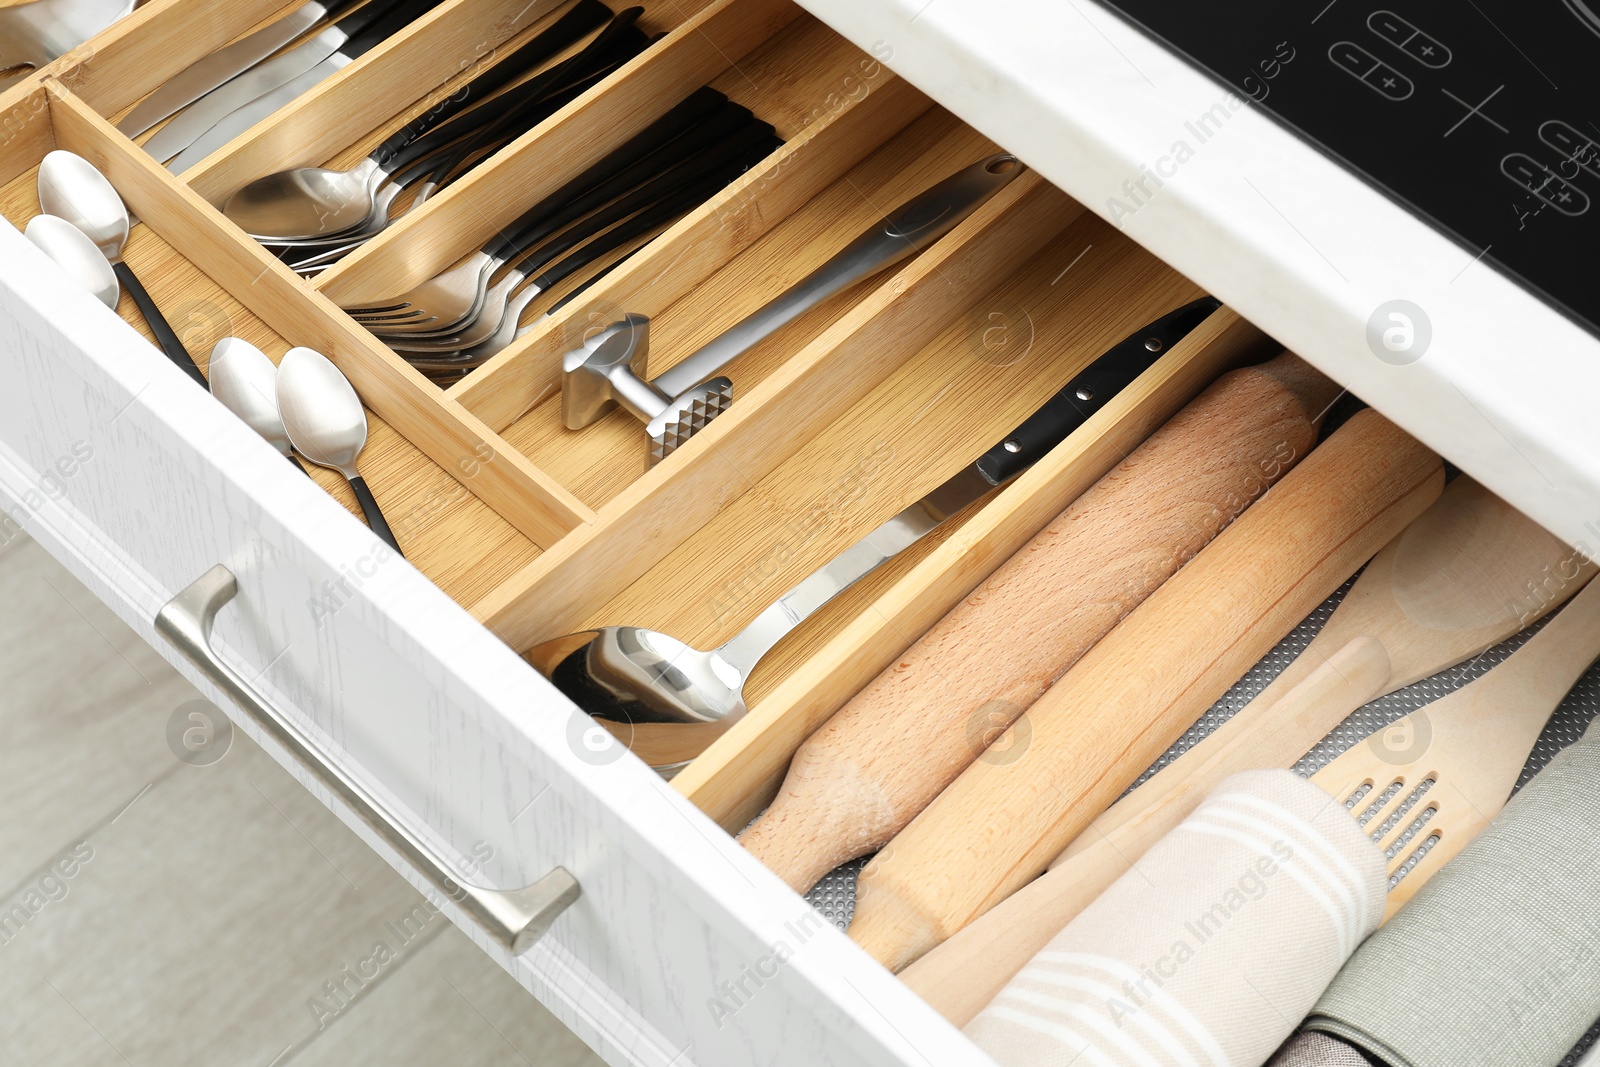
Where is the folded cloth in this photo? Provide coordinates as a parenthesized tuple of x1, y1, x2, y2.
(967, 769, 1386, 1067)
(1307, 717, 1600, 1067)
(1269, 1031, 1374, 1066)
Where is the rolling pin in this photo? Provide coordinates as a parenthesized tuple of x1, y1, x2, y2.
(738, 353, 1341, 892)
(898, 475, 1589, 1026)
(846, 407, 1444, 971)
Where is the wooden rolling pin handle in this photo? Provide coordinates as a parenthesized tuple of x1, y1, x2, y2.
(739, 354, 1341, 893)
(847, 409, 1443, 971)
(903, 635, 1393, 1027)
(1052, 634, 1393, 867)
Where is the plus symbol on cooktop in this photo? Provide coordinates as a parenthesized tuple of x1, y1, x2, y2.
(1441, 85, 1509, 137)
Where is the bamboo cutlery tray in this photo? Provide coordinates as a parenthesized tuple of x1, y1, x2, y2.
(0, 0, 1278, 842)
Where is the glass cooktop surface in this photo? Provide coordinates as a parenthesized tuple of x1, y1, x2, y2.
(1097, 0, 1600, 337)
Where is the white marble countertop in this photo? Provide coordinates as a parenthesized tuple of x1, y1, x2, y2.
(797, 0, 1600, 553)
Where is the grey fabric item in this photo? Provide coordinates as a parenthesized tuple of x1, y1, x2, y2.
(967, 770, 1386, 1067)
(1307, 717, 1600, 1067)
(1269, 1031, 1373, 1066)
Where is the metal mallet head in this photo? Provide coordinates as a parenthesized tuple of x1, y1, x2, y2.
(561, 313, 735, 466)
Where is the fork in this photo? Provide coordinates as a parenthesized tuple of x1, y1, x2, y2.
(376, 111, 775, 345)
(387, 137, 774, 371)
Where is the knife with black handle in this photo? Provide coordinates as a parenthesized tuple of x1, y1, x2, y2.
(820, 296, 1226, 552)
(972, 295, 1223, 486)
(119, 0, 376, 137)
(142, 0, 443, 161)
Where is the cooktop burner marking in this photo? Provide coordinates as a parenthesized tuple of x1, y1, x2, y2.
(1442, 85, 1509, 137)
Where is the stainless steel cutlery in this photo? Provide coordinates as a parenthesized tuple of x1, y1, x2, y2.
(150, 0, 463, 169)
(0, 0, 131, 89)
(277, 346, 404, 554)
(344, 87, 778, 368)
(224, 0, 614, 245)
(37, 151, 209, 387)
(118, 0, 371, 137)
(529, 297, 1221, 773)
(562, 153, 1024, 464)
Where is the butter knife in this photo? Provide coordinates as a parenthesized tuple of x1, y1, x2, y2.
(143, 0, 443, 163)
(119, 0, 372, 138)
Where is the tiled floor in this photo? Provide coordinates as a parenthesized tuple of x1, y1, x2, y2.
(0, 534, 605, 1067)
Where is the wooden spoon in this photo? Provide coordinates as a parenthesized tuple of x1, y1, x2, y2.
(900, 476, 1590, 1024)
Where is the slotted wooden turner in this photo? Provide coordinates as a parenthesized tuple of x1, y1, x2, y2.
(1311, 568, 1600, 919)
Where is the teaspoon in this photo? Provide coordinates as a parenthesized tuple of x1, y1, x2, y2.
(275, 346, 404, 556)
(37, 150, 208, 388)
(208, 337, 311, 476)
(24, 214, 118, 308)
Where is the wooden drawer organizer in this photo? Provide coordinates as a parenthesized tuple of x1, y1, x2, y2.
(0, 0, 1278, 861)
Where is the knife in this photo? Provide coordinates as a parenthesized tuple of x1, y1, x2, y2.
(866, 296, 1223, 543)
(118, 0, 372, 138)
(702, 296, 1224, 682)
(143, 0, 446, 164)
(165, 0, 574, 175)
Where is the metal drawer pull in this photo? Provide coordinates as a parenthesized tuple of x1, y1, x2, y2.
(156, 565, 580, 954)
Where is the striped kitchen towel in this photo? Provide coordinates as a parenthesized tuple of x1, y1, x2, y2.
(966, 769, 1387, 1067)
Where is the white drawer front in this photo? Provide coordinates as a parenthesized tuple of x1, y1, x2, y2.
(0, 223, 996, 1066)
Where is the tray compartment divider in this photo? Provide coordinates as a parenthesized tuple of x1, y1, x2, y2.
(673, 309, 1278, 830)
(468, 170, 1082, 651)
(43, 79, 597, 550)
(311, 0, 805, 306)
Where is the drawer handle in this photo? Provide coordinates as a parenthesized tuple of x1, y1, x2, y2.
(155, 565, 580, 955)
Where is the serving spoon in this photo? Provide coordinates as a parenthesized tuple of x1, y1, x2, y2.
(24, 214, 118, 308)
(37, 150, 209, 388)
(275, 346, 404, 556)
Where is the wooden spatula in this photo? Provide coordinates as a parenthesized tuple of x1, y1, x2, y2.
(900, 477, 1590, 1025)
(1312, 566, 1600, 919)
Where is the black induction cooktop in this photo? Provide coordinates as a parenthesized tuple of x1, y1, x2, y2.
(1097, 0, 1600, 338)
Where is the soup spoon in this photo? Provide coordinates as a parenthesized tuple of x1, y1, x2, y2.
(24, 214, 118, 308)
(276, 346, 404, 556)
(208, 337, 312, 476)
(37, 150, 208, 387)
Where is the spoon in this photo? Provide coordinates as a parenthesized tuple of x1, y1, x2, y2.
(222, 0, 614, 243)
(207, 337, 313, 476)
(275, 346, 404, 556)
(24, 214, 118, 308)
(37, 150, 209, 388)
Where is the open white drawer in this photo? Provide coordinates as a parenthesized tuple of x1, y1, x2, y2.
(0, 0, 1576, 1065)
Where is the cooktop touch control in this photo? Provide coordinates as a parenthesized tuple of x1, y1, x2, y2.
(1097, 0, 1600, 337)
